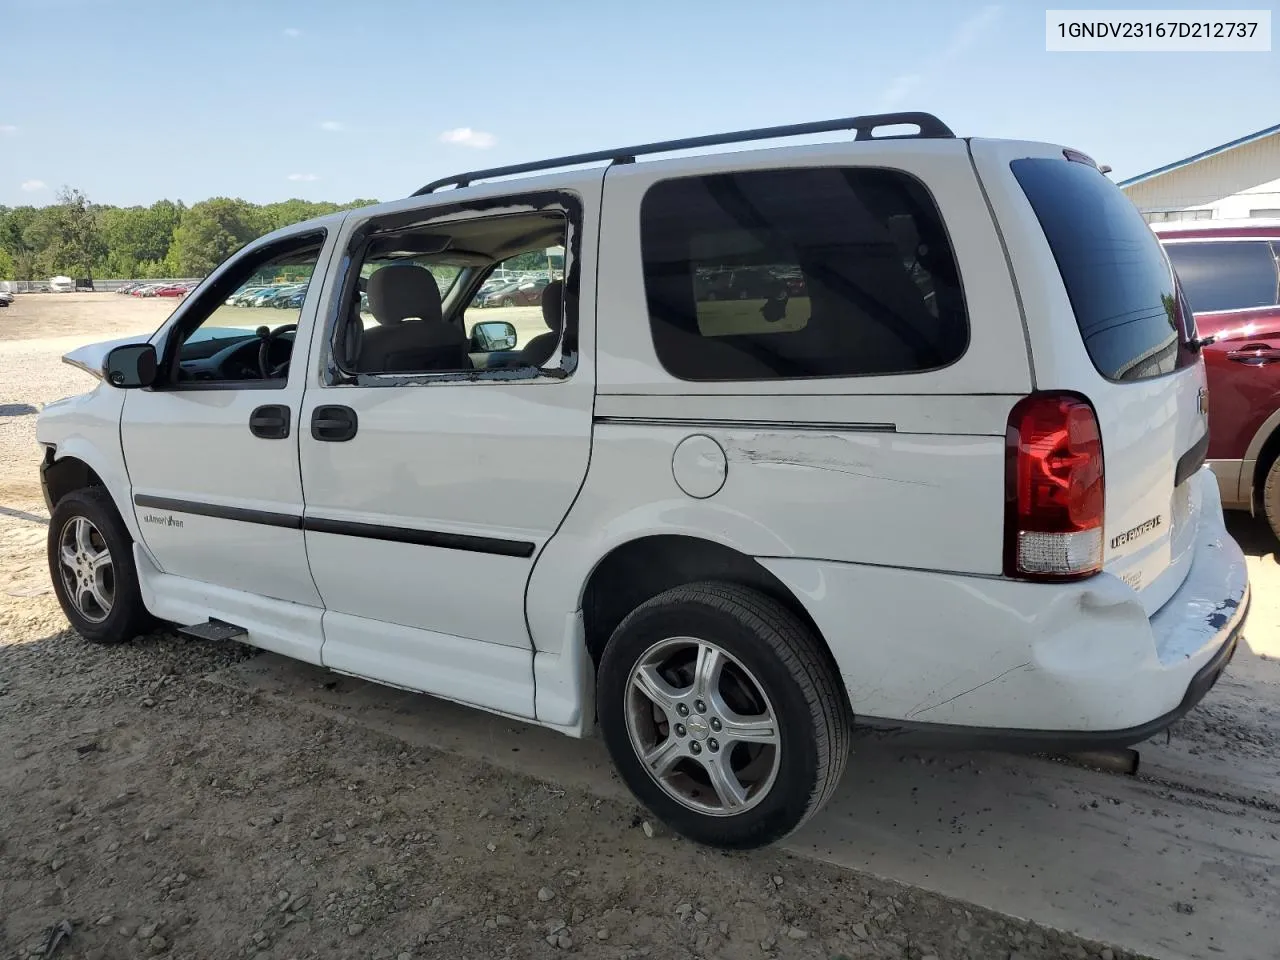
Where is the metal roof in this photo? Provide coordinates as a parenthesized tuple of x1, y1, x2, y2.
(1119, 122, 1280, 187)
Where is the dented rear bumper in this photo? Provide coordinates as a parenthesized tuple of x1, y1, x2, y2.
(760, 467, 1250, 749)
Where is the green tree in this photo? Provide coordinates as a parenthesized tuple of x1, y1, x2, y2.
(2, 189, 380, 281)
(258, 199, 339, 233)
(0, 205, 42, 280)
(505, 248, 562, 273)
(99, 200, 182, 277)
(0, 246, 13, 279)
(170, 198, 262, 276)
(255, 198, 381, 234)
(20, 188, 105, 277)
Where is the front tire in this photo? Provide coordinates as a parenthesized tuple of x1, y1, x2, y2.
(48, 487, 151, 644)
(597, 582, 850, 849)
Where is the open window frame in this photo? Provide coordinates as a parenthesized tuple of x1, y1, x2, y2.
(321, 190, 584, 388)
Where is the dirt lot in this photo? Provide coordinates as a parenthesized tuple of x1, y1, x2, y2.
(2, 294, 1277, 960)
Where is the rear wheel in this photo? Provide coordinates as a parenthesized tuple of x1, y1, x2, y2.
(1262, 458, 1280, 543)
(501, 297, 515, 308)
(48, 487, 151, 644)
(597, 582, 850, 849)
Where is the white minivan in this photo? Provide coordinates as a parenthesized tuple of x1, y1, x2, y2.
(36, 112, 1249, 848)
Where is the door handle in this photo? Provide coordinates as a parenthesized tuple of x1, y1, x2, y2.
(1227, 344, 1280, 365)
(311, 405, 358, 442)
(249, 404, 291, 439)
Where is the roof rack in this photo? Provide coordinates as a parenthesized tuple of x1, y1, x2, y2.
(411, 111, 953, 196)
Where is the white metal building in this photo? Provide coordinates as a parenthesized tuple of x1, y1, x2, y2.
(1120, 122, 1280, 224)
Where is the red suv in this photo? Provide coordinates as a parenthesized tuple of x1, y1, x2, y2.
(1155, 220, 1280, 537)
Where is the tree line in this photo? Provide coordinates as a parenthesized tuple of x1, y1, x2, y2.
(0, 188, 378, 281)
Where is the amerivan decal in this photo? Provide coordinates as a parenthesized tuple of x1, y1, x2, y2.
(1110, 515, 1161, 550)
(143, 513, 183, 528)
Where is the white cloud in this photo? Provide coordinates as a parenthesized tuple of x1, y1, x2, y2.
(319, 120, 344, 132)
(20, 179, 46, 192)
(879, 74, 923, 109)
(879, 5, 1002, 108)
(287, 173, 320, 182)
(942, 4, 1002, 61)
(0, 124, 17, 135)
(283, 27, 301, 37)
(439, 127, 497, 149)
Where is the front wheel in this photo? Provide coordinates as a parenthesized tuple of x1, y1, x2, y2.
(598, 582, 850, 849)
(48, 487, 152, 644)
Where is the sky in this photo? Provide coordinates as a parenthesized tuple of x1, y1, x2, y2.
(0, 0, 1275, 208)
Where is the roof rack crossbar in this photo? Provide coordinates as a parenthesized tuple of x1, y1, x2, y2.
(411, 111, 953, 196)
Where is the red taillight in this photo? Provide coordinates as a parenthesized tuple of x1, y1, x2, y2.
(1004, 392, 1104, 580)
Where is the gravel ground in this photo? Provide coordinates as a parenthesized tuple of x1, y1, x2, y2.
(1, 295, 1153, 960)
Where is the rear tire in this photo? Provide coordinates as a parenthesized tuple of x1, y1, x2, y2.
(1262, 458, 1280, 543)
(597, 581, 850, 849)
(48, 487, 151, 644)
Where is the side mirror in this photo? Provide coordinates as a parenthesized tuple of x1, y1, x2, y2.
(103, 343, 158, 388)
(470, 320, 518, 352)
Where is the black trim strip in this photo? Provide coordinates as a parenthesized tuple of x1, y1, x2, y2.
(1175, 429, 1211, 488)
(134, 494, 301, 529)
(131, 495, 535, 558)
(304, 516, 535, 558)
(594, 416, 897, 433)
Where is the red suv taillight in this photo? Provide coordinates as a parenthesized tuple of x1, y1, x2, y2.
(1004, 392, 1104, 581)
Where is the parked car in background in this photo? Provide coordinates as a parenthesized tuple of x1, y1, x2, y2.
(49, 276, 75, 293)
(276, 284, 309, 307)
(696, 266, 782, 301)
(0, 289, 13, 308)
(152, 284, 189, 298)
(1154, 219, 1280, 538)
(228, 286, 267, 306)
(470, 277, 516, 306)
(243, 287, 282, 307)
(479, 276, 551, 308)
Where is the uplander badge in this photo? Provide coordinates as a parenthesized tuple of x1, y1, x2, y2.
(1110, 515, 1161, 549)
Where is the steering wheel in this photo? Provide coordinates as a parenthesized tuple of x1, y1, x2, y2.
(258, 324, 297, 379)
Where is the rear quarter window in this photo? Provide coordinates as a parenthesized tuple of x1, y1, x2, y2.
(1012, 158, 1180, 382)
(1163, 240, 1280, 313)
(639, 167, 968, 381)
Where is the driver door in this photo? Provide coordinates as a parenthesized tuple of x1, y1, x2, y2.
(120, 227, 339, 660)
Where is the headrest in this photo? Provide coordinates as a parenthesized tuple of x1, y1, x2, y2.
(541, 280, 564, 334)
(366, 264, 443, 326)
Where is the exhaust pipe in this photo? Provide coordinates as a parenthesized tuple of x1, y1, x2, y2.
(1052, 748, 1140, 776)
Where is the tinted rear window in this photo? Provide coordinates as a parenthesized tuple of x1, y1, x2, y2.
(1163, 240, 1280, 313)
(639, 167, 968, 381)
(1012, 158, 1179, 382)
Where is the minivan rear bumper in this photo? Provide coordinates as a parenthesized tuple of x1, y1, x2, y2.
(759, 467, 1250, 749)
(855, 593, 1245, 751)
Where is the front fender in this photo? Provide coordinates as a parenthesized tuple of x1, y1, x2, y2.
(36, 387, 139, 543)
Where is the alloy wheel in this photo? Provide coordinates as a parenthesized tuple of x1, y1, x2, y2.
(624, 637, 781, 816)
(57, 515, 115, 623)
